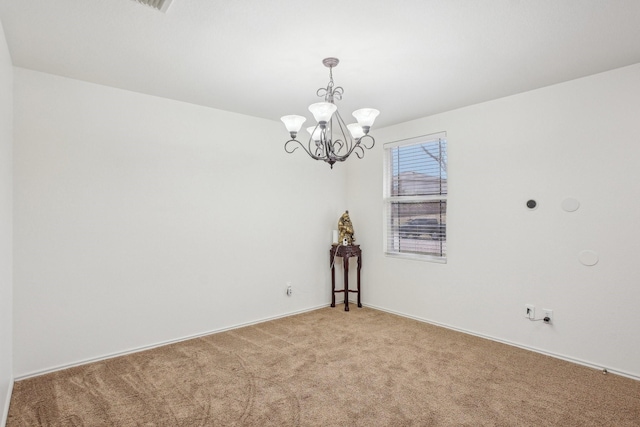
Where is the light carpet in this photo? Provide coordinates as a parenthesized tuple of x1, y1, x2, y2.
(7, 307, 640, 426)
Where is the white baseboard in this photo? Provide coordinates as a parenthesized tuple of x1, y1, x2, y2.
(16, 302, 639, 383)
(15, 304, 330, 381)
(364, 303, 640, 382)
(1, 377, 13, 427)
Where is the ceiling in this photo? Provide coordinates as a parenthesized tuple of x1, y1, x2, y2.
(1, 0, 639, 129)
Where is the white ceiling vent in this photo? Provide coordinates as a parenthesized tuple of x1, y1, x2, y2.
(132, 0, 174, 13)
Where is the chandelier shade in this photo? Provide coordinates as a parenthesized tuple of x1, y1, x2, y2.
(308, 102, 337, 124)
(307, 126, 323, 142)
(281, 57, 379, 168)
(347, 123, 365, 139)
(280, 115, 306, 135)
(352, 108, 380, 129)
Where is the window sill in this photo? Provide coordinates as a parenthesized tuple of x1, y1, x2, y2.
(384, 251, 447, 264)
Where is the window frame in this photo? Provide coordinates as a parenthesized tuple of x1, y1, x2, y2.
(383, 132, 448, 263)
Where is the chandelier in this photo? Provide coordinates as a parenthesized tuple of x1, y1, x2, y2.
(280, 58, 380, 168)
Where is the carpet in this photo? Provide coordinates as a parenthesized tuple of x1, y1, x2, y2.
(7, 307, 640, 426)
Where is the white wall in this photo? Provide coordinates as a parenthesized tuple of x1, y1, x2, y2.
(0, 18, 13, 427)
(10, 60, 640, 384)
(13, 68, 347, 377)
(348, 64, 640, 378)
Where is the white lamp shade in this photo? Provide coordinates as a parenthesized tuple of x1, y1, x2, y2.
(347, 123, 365, 139)
(280, 115, 306, 133)
(308, 102, 337, 123)
(352, 108, 380, 127)
(306, 126, 323, 142)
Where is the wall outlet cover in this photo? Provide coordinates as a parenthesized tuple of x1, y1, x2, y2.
(525, 304, 535, 319)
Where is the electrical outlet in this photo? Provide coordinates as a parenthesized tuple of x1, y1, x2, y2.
(543, 309, 553, 323)
(525, 304, 535, 319)
(286, 282, 292, 296)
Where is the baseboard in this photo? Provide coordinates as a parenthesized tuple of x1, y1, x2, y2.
(1, 377, 13, 427)
(365, 303, 640, 382)
(16, 302, 638, 383)
(15, 304, 330, 381)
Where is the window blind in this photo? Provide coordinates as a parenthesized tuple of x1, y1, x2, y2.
(384, 133, 448, 260)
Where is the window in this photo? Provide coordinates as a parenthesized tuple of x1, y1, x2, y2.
(384, 132, 447, 261)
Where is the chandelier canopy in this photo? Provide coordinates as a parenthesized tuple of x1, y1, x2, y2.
(281, 58, 380, 168)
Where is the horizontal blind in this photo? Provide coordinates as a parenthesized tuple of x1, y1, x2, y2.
(388, 138, 447, 197)
(384, 133, 447, 259)
(386, 201, 447, 257)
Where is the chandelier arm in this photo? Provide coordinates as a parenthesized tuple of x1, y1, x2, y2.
(332, 86, 343, 101)
(332, 139, 345, 154)
(328, 134, 376, 162)
(316, 87, 328, 99)
(331, 111, 353, 156)
(352, 144, 366, 159)
(332, 151, 354, 162)
(284, 138, 303, 154)
(305, 124, 330, 160)
(310, 134, 327, 161)
(317, 85, 344, 103)
(318, 126, 331, 159)
(330, 146, 355, 162)
(284, 138, 325, 161)
(315, 147, 325, 158)
(357, 134, 376, 150)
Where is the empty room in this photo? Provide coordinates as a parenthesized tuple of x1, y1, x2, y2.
(1, 1, 639, 425)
